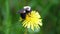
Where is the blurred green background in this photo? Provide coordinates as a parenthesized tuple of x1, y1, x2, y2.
(0, 0, 60, 34)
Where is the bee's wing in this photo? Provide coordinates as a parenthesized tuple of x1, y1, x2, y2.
(16, 9, 25, 14)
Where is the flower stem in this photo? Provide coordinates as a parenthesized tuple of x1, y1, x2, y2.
(24, 28, 28, 34)
(4, 0, 11, 34)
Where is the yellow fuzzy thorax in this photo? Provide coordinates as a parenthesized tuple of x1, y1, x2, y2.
(20, 11, 42, 31)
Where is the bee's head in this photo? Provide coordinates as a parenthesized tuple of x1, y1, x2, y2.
(24, 6, 31, 12)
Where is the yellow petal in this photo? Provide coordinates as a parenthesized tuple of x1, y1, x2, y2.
(20, 11, 42, 31)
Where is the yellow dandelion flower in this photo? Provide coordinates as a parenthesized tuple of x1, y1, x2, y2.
(20, 11, 42, 31)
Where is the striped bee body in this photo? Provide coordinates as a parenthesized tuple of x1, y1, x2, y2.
(20, 13, 26, 19)
(17, 6, 31, 19)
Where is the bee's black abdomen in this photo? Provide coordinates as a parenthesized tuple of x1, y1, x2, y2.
(20, 13, 26, 19)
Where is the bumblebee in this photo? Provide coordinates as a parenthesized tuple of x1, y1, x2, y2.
(17, 6, 32, 19)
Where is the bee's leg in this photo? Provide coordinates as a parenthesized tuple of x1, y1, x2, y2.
(27, 13, 31, 17)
